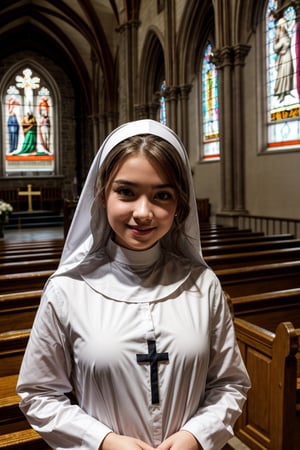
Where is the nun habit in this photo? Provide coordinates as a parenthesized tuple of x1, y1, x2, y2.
(17, 120, 250, 450)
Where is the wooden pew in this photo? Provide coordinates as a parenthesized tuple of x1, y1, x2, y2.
(225, 290, 300, 448)
(0, 329, 29, 377)
(0, 335, 51, 449)
(0, 238, 62, 246)
(0, 258, 60, 275)
(205, 246, 300, 269)
(229, 288, 300, 322)
(0, 270, 53, 294)
(202, 237, 300, 255)
(201, 229, 265, 239)
(234, 319, 300, 450)
(0, 290, 42, 332)
(0, 373, 51, 448)
(0, 239, 63, 251)
(0, 250, 296, 352)
(4, 235, 300, 269)
(0, 374, 27, 434)
(199, 223, 219, 230)
(0, 428, 51, 449)
(201, 233, 294, 247)
(0, 250, 62, 264)
(216, 260, 300, 297)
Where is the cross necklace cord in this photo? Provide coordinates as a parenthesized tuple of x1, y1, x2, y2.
(136, 339, 169, 404)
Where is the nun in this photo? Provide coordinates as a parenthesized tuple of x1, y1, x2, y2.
(17, 119, 250, 450)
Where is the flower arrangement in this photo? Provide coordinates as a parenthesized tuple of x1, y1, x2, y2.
(0, 200, 13, 218)
(0, 200, 13, 237)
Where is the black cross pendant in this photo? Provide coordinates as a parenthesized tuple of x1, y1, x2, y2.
(136, 339, 169, 404)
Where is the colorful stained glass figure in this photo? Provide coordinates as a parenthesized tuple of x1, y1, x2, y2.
(159, 80, 166, 125)
(266, 0, 300, 150)
(202, 42, 220, 159)
(3, 67, 55, 174)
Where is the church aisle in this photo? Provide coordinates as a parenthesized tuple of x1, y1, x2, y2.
(2, 226, 64, 243)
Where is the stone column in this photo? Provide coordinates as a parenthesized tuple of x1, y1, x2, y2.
(214, 47, 234, 211)
(164, 0, 178, 131)
(91, 115, 99, 154)
(90, 49, 99, 153)
(118, 20, 140, 123)
(106, 112, 118, 134)
(178, 84, 192, 150)
(98, 113, 106, 147)
(214, 44, 250, 217)
(233, 44, 251, 212)
(165, 86, 179, 131)
(149, 102, 159, 121)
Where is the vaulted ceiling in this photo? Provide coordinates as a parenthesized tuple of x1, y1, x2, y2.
(1, 1, 120, 80)
(0, 1, 144, 113)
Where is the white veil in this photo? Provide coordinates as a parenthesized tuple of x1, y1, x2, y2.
(57, 120, 207, 274)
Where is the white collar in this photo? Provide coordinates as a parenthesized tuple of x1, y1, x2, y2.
(78, 239, 192, 303)
(105, 239, 161, 268)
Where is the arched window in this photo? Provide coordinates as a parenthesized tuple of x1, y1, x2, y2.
(159, 80, 166, 125)
(201, 41, 220, 160)
(266, 0, 300, 151)
(1, 64, 58, 175)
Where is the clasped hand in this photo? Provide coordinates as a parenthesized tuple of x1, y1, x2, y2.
(100, 430, 202, 450)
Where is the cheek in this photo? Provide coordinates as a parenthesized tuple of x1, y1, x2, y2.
(106, 198, 131, 220)
(156, 206, 177, 224)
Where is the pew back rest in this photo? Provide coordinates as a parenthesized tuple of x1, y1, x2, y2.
(217, 260, 300, 296)
(230, 288, 300, 332)
(234, 319, 299, 450)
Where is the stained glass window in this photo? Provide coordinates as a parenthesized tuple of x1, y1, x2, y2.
(266, 0, 300, 150)
(3, 66, 55, 174)
(201, 42, 220, 160)
(159, 80, 166, 125)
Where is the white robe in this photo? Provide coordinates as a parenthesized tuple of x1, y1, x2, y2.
(17, 240, 250, 450)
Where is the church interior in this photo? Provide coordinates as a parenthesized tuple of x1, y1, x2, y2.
(0, 0, 300, 449)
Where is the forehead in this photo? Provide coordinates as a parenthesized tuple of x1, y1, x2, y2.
(111, 153, 170, 183)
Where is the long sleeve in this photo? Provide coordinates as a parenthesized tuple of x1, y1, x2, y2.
(181, 276, 251, 450)
(16, 282, 112, 450)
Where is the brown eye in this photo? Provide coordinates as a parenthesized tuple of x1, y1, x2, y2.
(155, 191, 174, 201)
(115, 187, 134, 197)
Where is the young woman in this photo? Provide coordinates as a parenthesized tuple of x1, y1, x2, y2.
(17, 119, 250, 450)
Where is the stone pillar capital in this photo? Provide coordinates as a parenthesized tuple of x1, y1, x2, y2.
(212, 46, 234, 69)
(178, 84, 192, 100)
(165, 85, 179, 101)
(233, 44, 251, 66)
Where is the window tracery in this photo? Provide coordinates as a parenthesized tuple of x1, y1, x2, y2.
(266, 0, 300, 151)
(201, 42, 220, 160)
(3, 65, 56, 174)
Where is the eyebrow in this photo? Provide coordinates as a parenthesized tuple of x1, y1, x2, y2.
(112, 179, 175, 189)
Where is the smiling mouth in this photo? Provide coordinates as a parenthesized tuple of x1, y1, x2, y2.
(128, 225, 155, 234)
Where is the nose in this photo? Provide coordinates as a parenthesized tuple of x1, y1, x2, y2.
(132, 196, 153, 223)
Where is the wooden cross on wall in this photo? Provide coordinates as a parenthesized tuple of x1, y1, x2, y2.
(18, 184, 41, 212)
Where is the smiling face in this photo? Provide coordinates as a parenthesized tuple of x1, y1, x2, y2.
(105, 153, 178, 251)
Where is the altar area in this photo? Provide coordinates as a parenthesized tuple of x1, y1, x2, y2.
(0, 184, 63, 213)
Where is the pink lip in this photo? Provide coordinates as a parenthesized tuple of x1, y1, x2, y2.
(128, 225, 155, 235)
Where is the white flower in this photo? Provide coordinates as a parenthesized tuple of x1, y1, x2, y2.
(0, 200, 13, 216)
